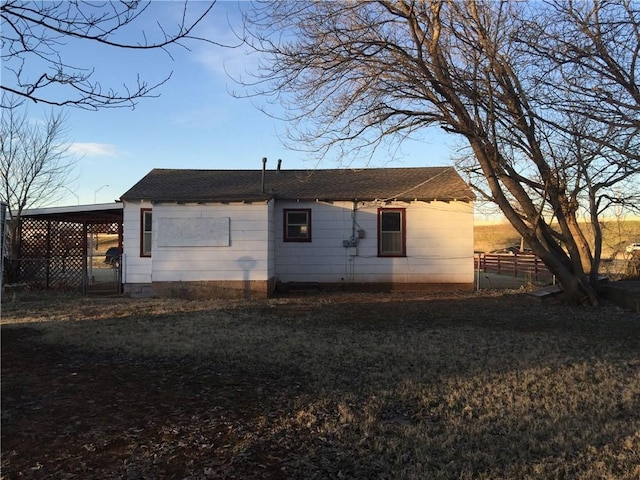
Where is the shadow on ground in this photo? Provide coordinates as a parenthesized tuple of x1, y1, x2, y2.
(476, 271, 548, 290)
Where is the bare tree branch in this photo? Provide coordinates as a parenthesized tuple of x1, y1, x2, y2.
(242, 0, 640, 305)
(1, 1, 225, 110)
(1, 95, 79, 267)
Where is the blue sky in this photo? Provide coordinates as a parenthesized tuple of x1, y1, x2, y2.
(4, 1, 458, 207)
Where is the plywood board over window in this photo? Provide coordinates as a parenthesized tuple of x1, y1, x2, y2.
(157, 217, 230, 247)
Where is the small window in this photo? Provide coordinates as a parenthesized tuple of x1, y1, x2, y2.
(141, 209, 152, 257)
(284, 209, 311, 242)
(378, 208, 406, 256)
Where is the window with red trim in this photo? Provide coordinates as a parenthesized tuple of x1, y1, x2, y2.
(284, 209, 311, 242)
(378, 208, 406, 256)
(140, 208, 152, 257)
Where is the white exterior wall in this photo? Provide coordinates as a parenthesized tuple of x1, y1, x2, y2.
(123, 198, 474, 290)
(123, 201, 272, 285)
(122, 200, 153, 284)
(151, 203, 271, 282)
(274, 200, 474, 284)
(267, 199, 276, 280)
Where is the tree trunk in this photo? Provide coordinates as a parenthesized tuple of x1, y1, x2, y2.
(538, 249, 599, 305)
(468, 138, 600, 305)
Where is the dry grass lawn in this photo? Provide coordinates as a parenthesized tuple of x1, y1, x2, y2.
(2, 291, 640, 479)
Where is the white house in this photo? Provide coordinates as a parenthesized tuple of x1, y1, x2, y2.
(119, 166, 475, 298)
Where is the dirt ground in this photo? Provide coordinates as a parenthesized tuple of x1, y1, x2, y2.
(1, 325, 298, 479)
(2, 289, 639, 479)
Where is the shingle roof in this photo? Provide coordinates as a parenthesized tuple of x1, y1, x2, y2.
(120, 167, 475, 203)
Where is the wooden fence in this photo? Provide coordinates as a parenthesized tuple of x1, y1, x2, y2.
(477, 253, 554, 281)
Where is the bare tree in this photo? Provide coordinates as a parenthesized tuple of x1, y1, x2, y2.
(1, 0, 220, 110)
(243, 0, 640, 305)
(1, 96, 78, 276)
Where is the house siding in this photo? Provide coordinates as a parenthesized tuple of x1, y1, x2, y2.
(123, 198, 474, 298)
(274, 199, 474, 287)
(123, 201, 275, 298)
(267, 199, 276, 280)
(122, 200, 153, 287)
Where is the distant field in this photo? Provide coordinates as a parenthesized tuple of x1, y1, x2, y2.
(93, 234, 119, 251)
(475, 219, 640, 259)
(87, 234, 120, 268)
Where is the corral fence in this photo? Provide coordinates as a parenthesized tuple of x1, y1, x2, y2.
(476, 253, 554, 283)
(475, 253, 633, 284)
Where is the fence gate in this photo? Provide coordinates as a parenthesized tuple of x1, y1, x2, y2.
(17, 205, 123, 294)
(86, 221, 122, 294)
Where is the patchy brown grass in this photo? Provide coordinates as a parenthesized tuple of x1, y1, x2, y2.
(2, 291, 640, 479)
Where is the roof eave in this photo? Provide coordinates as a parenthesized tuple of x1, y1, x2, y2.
(121, 195, 475, 204)
(121, 196, 273, 204)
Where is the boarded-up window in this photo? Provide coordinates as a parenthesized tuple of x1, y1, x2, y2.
(157, 217, 230, 247)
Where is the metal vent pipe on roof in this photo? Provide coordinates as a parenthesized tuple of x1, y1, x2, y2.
(261, 157, 267, 194)
(277, 159, 282, 171)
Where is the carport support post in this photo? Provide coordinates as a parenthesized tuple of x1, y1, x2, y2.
(45, 220, 52, 288)
(88, 231, 93, 285)
(118, 226, 124, 293)
(82, 222, 88, 294)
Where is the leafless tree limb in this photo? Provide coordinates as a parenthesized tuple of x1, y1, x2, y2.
(242, 0, 640, 305)
(1, 1, 223, 110)
(1, 95, 79, 268)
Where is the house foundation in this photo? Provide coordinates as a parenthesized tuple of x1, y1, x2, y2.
(125, 279, 473, 299)
(134, 279, 277, 300)
(277, 281, 474, 294)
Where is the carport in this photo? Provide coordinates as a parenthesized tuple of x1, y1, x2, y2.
(17, 203, 123, 294)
